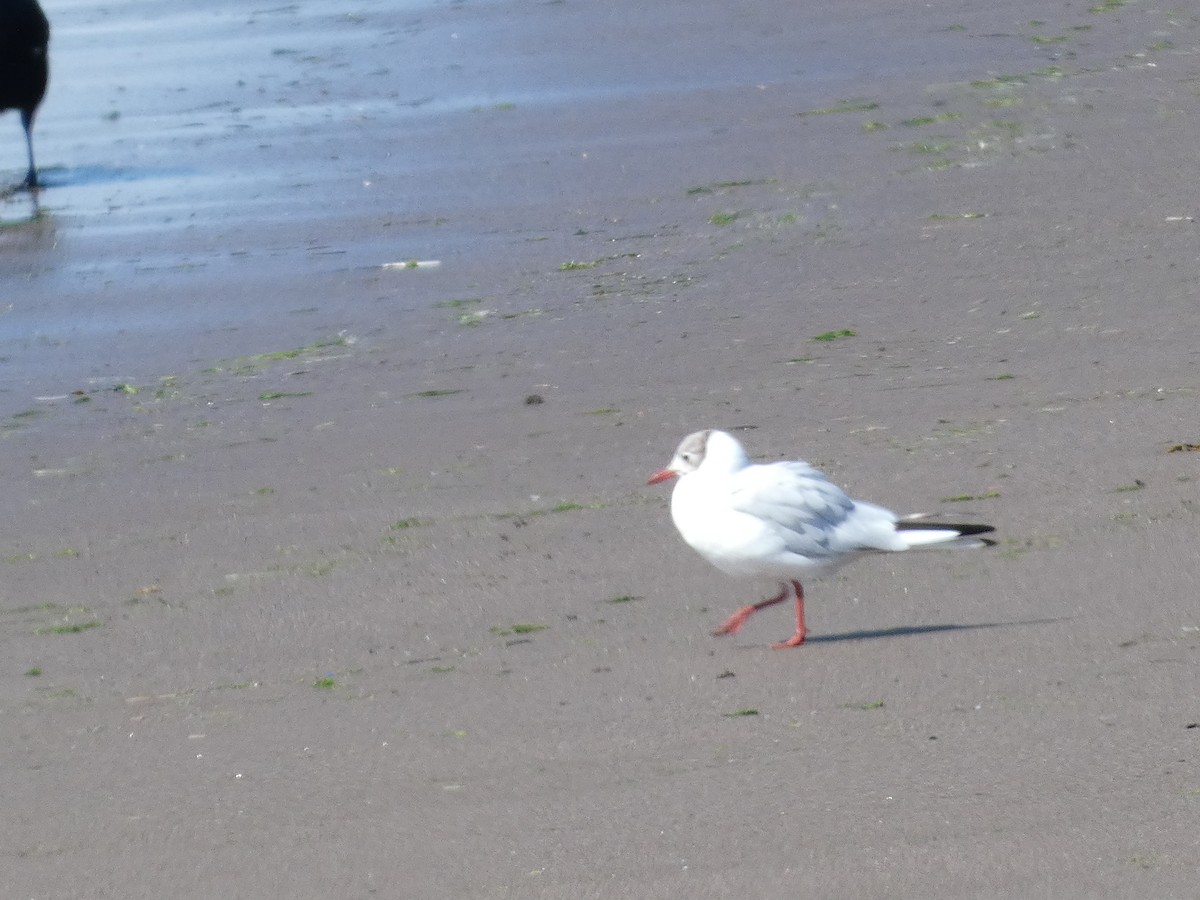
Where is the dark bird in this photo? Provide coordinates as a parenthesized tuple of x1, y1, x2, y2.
(0, 0, 50, 188)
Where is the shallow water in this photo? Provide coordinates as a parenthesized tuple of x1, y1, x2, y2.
(0, 0, 1099, 399)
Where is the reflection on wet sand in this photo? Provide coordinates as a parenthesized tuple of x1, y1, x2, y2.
(0, 185, 49, 232)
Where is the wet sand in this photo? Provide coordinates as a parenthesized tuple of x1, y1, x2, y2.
(2, 1, 1199, 897)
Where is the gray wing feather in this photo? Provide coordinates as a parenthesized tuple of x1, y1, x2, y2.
(727, 462, 858, 559)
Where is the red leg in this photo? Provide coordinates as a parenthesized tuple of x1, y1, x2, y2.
(770, 580, 807, 648)
(714, 584, 788, 636)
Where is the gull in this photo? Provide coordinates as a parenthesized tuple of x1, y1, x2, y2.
(648, 429, 995, 648)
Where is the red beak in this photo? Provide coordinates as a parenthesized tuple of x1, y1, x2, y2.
(647, 469, 677, 485)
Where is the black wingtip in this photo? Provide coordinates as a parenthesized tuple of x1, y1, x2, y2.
(896, 521, 996, 538)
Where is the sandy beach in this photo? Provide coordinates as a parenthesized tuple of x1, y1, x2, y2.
(2, 1, 1198, 897)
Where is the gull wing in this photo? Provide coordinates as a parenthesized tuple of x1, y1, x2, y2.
(726, 462, 892, 560)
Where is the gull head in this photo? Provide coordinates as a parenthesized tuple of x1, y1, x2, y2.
(646, 429, 749, 484)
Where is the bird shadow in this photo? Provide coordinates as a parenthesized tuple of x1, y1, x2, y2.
(738, 617, 1068, 647)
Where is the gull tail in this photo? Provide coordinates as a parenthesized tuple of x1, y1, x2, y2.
(894, 520, 996, 550)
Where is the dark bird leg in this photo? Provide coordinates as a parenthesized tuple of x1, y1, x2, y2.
(21, 109, 37, 188)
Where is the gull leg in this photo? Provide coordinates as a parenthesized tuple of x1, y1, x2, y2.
(714, 584, 788, 637)
(771, 581, 807, 649)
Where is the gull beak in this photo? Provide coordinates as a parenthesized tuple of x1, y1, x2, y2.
(647, 469, 677, 485)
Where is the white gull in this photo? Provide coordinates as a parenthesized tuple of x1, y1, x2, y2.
(648, 429, 995, 648)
